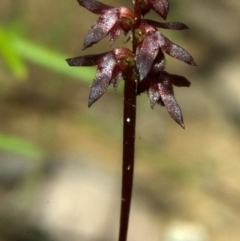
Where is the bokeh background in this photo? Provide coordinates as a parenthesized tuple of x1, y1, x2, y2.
(1, 1, 240, 241)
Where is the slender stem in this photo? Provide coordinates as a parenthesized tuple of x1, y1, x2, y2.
(118, 74, 137, 241)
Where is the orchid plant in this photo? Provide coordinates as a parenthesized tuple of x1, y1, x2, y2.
(67, 0, 196, 240)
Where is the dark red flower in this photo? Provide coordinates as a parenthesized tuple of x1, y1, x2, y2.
(77, 0, 137, 49)
(138, 71, 191, 128)
(66, 48, 135, 106)
(135, 22, 196, 80)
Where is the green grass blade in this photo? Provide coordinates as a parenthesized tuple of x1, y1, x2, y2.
(9, 33, 95, 83)
(0, 26, 28, 80)
(0, 133, 43, 159)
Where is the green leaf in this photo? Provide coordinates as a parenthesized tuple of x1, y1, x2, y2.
(0, 26, 27, 80)
(0, 133, 43, 159)
(9, 33, 96, 83)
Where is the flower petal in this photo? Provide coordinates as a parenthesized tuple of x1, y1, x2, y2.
(134, 1, 150, 16)
(144, 20, 188, 30)
(136, 32, 160, 80)
(150, 50, 166, 74)
(148, 85, 161, 108)
(83, 9, 118, 49)
(88, 53, 116, 106)
(111, 66, 123, 91)
(168, 73, 191, 87)
(108, 23, 122, 44)
(66, 53, 106, 66)
(158, 79, 185, 128)
(77, 0, 113, 14)
(147, 0, 169, 20)
(158, 32, 196, 66)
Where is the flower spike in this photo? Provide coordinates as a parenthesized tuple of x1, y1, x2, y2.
(68, 0, 196, 128)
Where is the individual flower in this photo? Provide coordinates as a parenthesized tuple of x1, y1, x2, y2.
(134, 0, 169, 19)
(77, 0, 137, 49)
(135, 22, 196, 81)
(66, 48, 135, 106)
(138, 70, 191, 128)
(137, 39, 191, 128)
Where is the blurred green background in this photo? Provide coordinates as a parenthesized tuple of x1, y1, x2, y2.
(1, 1, 240, 241)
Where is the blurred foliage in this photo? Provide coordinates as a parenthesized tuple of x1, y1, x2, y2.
(10, 32, 96, 83)
(1, 25, 96, 83)
(0, 133, 43, 159)
(0, 25, 27, 80)
(0, 23, 96, 158)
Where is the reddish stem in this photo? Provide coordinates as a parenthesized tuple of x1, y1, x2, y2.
(118, 73, 137, 241)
